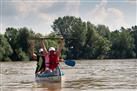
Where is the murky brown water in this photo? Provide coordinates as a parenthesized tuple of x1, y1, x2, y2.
(0, 59, 137, 91)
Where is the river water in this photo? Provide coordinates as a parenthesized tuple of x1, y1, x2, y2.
(0, 59, 137, 91)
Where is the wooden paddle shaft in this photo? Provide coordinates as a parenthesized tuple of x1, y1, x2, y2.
(30, 37, 62, 40)
(30, 37, 77, 40)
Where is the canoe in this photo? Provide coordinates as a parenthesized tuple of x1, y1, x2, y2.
(35, 66, 63, 82)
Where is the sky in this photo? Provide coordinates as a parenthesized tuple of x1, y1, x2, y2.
(0, 0, 137, 35)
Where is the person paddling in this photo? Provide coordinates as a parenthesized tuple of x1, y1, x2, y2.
(29, 41, 46, 74)
(40, 38, 64, 72)
(30, 38, 64, 74)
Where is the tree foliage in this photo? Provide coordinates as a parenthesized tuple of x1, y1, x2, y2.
(0, 16, 137, 61)
(52, 16, 87, 59)
(131, 26, 137, 57)
(0, 34, 13, 61)
(83, 22, 111, 59)
(110, 27, 135, 58)
(4, 27, 35, 61)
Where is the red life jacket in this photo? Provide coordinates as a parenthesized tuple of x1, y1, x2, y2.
(48, 52, 59, 71)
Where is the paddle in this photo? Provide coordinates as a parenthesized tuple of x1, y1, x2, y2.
(64, 60, 76, 67)
(29, 37, 77, 40)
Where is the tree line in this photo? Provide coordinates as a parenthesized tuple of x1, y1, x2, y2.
(0, 16, 137, 61)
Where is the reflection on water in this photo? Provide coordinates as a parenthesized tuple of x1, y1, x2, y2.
(0, 59, 137, 91)
(33, 81, 62, 91)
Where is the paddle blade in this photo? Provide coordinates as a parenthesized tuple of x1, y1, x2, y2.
(64, 60, 76, 67)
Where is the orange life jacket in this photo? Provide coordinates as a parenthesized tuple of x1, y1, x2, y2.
(45, 51, 59, 71)
(49, 53, 59, 70)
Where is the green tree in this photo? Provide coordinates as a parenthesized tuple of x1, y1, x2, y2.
(18, 48, 29, 61)
(0, 34, 13, 61)
(110, 27, 135, 58)
(83, 22, 111, 59)
(5, 28, 19, 60)
(46, 32, 59, 49)
(5, 28, 18, 50)
(5, 27, 35, 61)
(97, 24, 110, 39)
(131, 26, 137, 57)
(52, 16, 87, 59)
(52, 16, 79, 38)
(16, 27, 34, 53)
(68, 20, 86, 59)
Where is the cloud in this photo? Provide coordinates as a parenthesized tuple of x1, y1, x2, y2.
(1, 0, 60, 20)
(65, 0, 80, 17)
(87, 0, 129, 31)
(39, 13, 56, 23)
(37, 0, 81, 33)
(1, 0, 81, 34)
(1, 1, 18, 16)
(38, 0, 80, 21)
(126, 0, 137, 5)
(10, 0, 58, 17)
(107, 8, 128, 30)
(89, 0, 107, 24)
(10, 0, 80, 20)
(2, 0, 134, 34)
(13, 1, 32, 17)
(0, 23, 6, 34)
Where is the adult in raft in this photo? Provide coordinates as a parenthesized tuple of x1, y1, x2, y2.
(30, 38, 64, 74)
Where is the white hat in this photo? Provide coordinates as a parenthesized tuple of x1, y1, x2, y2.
(39, 48, 44, 53)
(48, 47, 55, 51)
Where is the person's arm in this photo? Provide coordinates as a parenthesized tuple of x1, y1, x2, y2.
(40, 40, 48, 54)
(57, 37, 64, 56)
(29, 40, 37, 60)
(59, 58, 64, 62)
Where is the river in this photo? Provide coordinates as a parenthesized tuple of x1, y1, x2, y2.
(0, 59, 137, 91)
